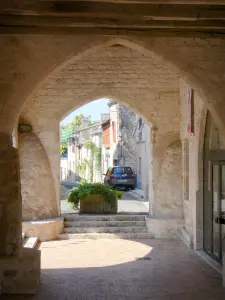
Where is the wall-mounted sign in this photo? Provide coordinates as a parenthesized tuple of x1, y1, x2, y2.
(184, 85, 194, 136)
(18, 124, 32, 132)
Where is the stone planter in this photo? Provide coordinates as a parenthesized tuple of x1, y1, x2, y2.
(80, 194, 117, 214)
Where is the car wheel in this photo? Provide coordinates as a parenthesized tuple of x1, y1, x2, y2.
(131, 185, 135, 190)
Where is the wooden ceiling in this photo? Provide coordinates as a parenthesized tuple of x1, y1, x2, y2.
(1, 0, 225, 35)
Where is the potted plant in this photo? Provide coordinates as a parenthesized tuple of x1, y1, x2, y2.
(66, 182, 123, 213)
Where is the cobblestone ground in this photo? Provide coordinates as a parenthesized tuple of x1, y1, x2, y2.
(2, 239, 225, 300)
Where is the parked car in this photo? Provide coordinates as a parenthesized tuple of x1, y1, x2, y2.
(103, 166, 135, 190)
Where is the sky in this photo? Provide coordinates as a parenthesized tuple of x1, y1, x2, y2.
(60, 98, 110, 125)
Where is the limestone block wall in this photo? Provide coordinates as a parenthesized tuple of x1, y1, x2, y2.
(1, 35, 225, 139)
(22, 45, 180, 128)
(19, 131, 58, 221)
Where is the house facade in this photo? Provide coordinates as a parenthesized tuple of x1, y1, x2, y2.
(60, 117, 103, 183)
(101, 100, 150, 197)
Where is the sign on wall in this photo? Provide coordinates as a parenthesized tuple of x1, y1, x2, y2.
(184, 85, 194, 136)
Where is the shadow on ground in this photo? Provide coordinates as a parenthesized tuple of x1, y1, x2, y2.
(1, 239, 225, 300)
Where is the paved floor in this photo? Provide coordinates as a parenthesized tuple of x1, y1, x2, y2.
(61, 190, 149, 214)
(2, 239, 225, 299)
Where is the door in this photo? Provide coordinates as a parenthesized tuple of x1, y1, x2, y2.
(203, 113, 225, 264)
(204, 162, 225, 262)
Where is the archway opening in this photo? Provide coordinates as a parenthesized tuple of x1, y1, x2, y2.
(60, 97, 151, 215)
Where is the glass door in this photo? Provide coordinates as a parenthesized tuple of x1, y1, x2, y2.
(212, 164, 222, 261)
(203, 112, 225, 264)
(203, 161, 225, 263)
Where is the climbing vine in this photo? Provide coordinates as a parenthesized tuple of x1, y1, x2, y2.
(84, 140, 101, 183)
(77, 159, 88, 179)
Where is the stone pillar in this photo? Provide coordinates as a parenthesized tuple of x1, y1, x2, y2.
(0, 132, 40, 295)
(146, 130, 184, 239)
(148, 125, 158, 216)
(0, 133, 22, 256)
(19, 131, 58, 221)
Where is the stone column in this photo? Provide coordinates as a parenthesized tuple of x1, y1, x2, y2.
(19, 131, 58, 221)
(146, 130, 184, 239)
(148, 125, 158, 216)
(0, 132, 40, 295)
(0, 133, 22, 256)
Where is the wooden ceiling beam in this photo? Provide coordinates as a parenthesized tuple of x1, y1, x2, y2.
(0, 25, 224, 36)
(68, 0, 225, 4)
(1, 1, 225, 35)
(1, 2, 225, 21)
(1, 15, 225, 30)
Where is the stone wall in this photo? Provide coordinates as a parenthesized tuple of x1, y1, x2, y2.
(179, 78, 206, 248)
(22, 44, 180, 129)
(19, 131, 58, 221)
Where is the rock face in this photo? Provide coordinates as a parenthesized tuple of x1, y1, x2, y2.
(19, 132, 58, 221)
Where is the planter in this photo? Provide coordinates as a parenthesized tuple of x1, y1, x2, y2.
(80, 194, 117, 213)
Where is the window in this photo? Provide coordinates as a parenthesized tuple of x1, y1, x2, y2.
(112, 167, 133, 174)
(113, 159, 118, 166)
(112, 121, 116, 143)
(139, 157, 141, 175)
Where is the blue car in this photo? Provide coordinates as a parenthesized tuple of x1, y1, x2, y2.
(103, 166, 135, 190)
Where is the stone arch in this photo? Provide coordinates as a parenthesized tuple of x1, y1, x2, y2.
(60, 93, 154, 127)
(1, 35, 225, 136)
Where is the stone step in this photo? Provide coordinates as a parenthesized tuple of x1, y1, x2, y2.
(59, 232, 154, 240)
(64, 226, 147, 234)
(64, 220, 146, 228)
(64, 214, 146, 222)
(23, 237, 39, 249)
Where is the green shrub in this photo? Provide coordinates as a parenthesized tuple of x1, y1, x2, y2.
(66, 182, 123, 210)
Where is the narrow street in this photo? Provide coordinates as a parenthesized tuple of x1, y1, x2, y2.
(118, 190, 149, 214)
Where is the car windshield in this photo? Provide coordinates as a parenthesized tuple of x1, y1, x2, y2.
(112, 167, 133, 174)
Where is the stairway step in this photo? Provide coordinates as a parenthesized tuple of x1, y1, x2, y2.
(64, 226, 147, 234)
(65, 220, 146, 228)
(23, 237, 39, 249)
(64, 214, 146, 222)
(59, 232, 154, 240)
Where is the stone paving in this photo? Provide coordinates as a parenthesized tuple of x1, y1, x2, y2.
(2, 239, 225, 300)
